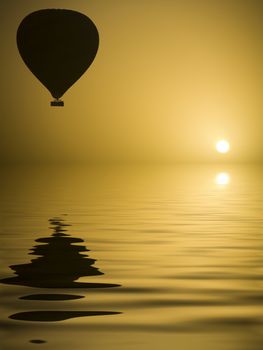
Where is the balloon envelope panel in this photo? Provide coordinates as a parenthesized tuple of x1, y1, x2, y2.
(17, 9, 99, 99)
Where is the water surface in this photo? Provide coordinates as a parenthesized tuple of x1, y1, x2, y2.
(0, 165, 263, 349)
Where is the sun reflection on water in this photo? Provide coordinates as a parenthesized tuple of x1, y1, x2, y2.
(215, 172, 230, 186)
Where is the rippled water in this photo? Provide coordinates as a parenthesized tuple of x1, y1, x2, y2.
(0, 165, 263, 350)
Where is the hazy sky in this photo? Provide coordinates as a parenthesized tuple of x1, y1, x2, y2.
(0, 0, 262, 164)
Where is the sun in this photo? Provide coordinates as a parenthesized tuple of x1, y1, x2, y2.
(216, 140, 230, 154)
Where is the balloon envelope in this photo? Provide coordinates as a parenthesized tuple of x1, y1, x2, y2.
(17, 9, 99, 103)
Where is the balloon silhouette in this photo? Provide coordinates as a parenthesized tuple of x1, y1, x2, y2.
(17, 9, 99, 106)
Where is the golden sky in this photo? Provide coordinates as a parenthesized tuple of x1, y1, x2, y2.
(0, 0, 262, 164)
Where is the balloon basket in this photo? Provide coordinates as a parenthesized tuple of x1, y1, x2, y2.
(51, 99, 64, 107)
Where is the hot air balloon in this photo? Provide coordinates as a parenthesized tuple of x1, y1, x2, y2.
(17, 9, 99, 106)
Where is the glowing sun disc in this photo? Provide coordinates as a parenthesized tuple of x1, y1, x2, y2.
(216, 140, 230, 153)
